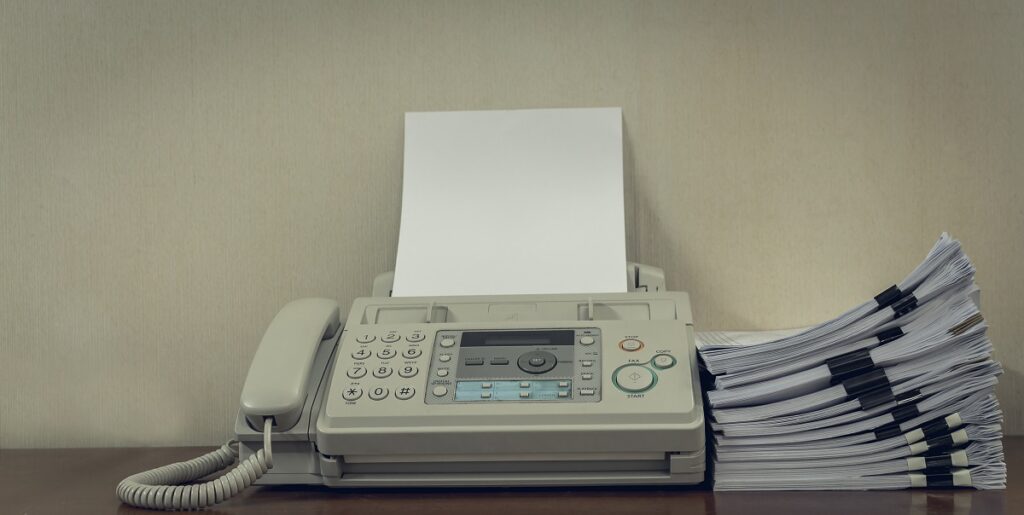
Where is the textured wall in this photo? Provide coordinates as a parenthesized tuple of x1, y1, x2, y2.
(2, 0, 1022, 448)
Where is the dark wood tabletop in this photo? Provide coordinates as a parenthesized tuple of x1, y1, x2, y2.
(2, 437, 1019, 514)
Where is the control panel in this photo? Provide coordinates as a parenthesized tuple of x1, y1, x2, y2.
(425, 328, 601, 404)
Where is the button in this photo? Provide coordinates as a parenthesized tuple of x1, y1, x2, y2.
(356, 334, 375, 343)
(464, 357, 484, 366)
(490, 358, 509, 365)
(406, 333, 425, 342)
(399, 365, 418, 378)
(580, 388, 596, 396)
(619, 339, 644, 352)
(580, 336, 595, 345)
(481, 392, 492, 399)
(432, 385, 448, 397)
(346, 366, 367, 379)
(439, 354, 452, 363)
(653, 354, 676, 369)
(520, 382, 530, 388)
(519, 391, 530, 398)
(437, 368, 449, 377)
(373, 366, 392, 378)
(369, 386, 389, 400)
(382, 333, 401, 343)
(581, 360, 594, 367)
(558, 391, 569, 398)
(351, 349, 371, 360)
(342, 386, 362, 401)
(402, 348, 422, 359)
(558, 381, 569, 387)
(614, 365, 656, 393)
(582, 373, 593, 380)
(481, 382, 492, 388)
(517, 350, 558, 374)
(396, 386, 415, 400)
(440, 338, 456, 348)
(377, 348, 397, 359)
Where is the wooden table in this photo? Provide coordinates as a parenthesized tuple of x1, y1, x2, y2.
(2, 437, 1019, 514)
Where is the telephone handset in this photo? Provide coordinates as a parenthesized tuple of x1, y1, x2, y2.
(117, 298, 343, 510)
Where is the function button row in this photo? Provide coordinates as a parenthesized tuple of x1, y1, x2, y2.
(462, 357, 509, 366)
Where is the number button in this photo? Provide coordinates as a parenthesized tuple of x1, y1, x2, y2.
(402, 348, 422, 359)
(381, 333, 401, 343)
(351, 349, 371, 360)
(377, 348, 397, 359)
(373, 366, 393, 378)
(356, 334, 375, 343)
(406, 333, 425, 342)
(395, 386, 416, 400)
(369, 386, 389, 400)
(346, 366, 367, 379)
(399, 365, 418, 378)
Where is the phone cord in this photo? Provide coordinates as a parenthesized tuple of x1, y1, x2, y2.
(116, 417, 274, 510)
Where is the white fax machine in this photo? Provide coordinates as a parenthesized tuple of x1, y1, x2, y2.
(117, 263, 705, 509)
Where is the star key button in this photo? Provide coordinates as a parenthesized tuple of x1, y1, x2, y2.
(342, 386, 363, 401)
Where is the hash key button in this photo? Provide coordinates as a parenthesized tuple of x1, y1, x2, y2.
(395, 386, 416, 400)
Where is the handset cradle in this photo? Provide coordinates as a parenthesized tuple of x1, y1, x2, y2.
(117, 297, 342, 510)
(240, 298, 341, 430)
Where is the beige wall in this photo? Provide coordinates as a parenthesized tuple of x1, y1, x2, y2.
(1, 0, 1022, 448)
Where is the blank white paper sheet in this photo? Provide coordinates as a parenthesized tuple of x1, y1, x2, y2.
(392, 107, 627, 297)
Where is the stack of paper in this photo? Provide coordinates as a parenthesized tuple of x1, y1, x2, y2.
(697, 234, 1006, 491)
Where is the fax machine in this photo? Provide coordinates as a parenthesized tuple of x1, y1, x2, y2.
(117, 263, 704, 509)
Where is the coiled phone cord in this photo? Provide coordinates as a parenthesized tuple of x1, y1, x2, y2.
(116, 418, 274, 510)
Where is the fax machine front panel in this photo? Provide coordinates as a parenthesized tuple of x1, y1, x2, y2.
(308, 292, 704, 485)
